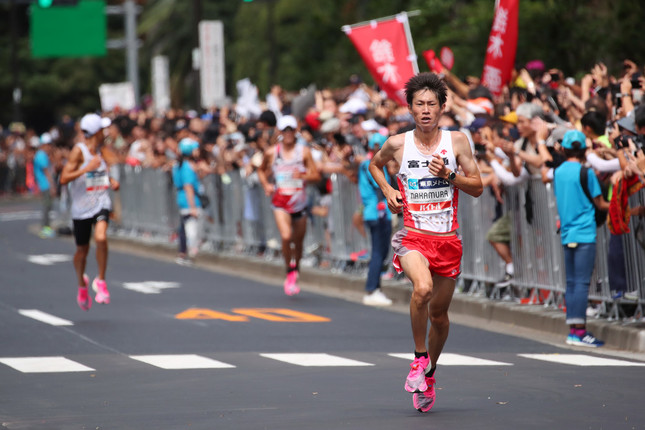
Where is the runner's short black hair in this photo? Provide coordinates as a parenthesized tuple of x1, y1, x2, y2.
(404, 72, 447, 107)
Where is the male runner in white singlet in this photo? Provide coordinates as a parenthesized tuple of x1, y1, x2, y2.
(369, 73, 483, 412)
(60, 113, 119, 311)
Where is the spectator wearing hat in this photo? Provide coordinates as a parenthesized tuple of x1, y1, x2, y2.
(172, 138, 204, 265)
(60, 113, 119, 311)
(33, 133, 57, 238)
(358, 132, 393, 306)
(553, 130, 609, 347)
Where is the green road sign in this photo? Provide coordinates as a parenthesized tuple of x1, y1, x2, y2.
(30, 0, 106, 58)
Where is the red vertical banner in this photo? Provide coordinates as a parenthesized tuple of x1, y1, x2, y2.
(343, 13, 418, 106)
(481, 0, 519, 97)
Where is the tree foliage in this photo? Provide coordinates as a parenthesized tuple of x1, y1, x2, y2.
(1, 0, 645, 130)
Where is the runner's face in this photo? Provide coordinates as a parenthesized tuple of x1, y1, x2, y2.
(409, 89, 444, 131)
(281, 128, 296, 145)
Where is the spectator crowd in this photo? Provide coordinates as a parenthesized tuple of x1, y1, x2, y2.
(2, 59, 645, 309)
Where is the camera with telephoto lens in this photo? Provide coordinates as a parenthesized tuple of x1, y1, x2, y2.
(614, 134, 645, 152)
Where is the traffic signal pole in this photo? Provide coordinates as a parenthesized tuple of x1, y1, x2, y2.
(106, 0, 141, 106)
(10, 0, 22, 122)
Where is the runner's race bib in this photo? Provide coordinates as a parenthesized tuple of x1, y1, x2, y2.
(275, 171, 304, 196)
(406, 177, 452, 214)
(86, 170, 110, 192)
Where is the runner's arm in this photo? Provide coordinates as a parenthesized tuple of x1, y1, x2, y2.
(60, 146, 100, 185)
(369, 135, 403, 213)
(302, 147, 321, 183)
(257, 147, 275, 196)
(452, 132, 483, 197)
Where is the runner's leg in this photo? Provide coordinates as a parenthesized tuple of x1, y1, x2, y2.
(291, 215, 308, 270)
(274, 209, 294, 268)
(74, 244, 90, 286)
(398, 251, 433, 354)
(94, 220, 108, 280)
(426, 274, 456, 368)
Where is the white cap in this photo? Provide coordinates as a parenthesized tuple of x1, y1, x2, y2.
(277, 115, 298, 131)
(40, 132, 52, 145)
(80, 113, 111, 137)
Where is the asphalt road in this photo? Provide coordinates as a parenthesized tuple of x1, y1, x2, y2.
(1, 199, 644, 430)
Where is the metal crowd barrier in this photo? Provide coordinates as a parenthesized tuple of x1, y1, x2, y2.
(104, 166, 645, 321)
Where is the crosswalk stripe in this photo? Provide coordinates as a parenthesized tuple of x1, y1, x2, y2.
(0, 356, 94, 373)
(260, 353, 373, 367)
(129, 354, 236, 369)
(388, 353, 513, 366)
(519, 354, 645, 367)
(19, 309, 73, 326)
(1, 353, 643, 373)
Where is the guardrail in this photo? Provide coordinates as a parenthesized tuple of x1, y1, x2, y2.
(96, 166, 645, 321)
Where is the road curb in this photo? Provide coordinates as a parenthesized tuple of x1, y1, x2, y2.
(106, 234, 645, 353)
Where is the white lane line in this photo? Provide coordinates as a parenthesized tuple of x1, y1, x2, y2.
(129, 354, 235, 369)
(0, 210, 41, 221)
(19, 309, 73, 326)
(260, 353, 374, 367)
(519, 354, 645, 367)
(0, 357, 94, 373)
(122, 281, 181, 294)
(27, 254, 72, 266)
(389, 353, 513, 366)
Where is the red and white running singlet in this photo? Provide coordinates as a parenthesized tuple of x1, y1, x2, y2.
(271, 143, 307, 213)
(396, 130, 459, 233)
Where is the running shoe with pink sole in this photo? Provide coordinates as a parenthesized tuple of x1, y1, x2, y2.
(404, 355, 430, 393)
(77, 274, 91, 311)
(283, 270, 300, 296)
(92, 278, 110, 304)
(412, 376, 436, 412)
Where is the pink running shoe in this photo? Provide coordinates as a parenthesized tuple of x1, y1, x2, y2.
(283, 270, 300, 296)
(413, 376, 436, 412)
(92, 277, 110, 304)
(77, 274, 91, 311)
(404, 355, 430, 393)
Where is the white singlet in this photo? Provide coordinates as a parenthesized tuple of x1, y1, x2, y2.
(271, 144, 307, 213)
(69, 142, 112, 220)
(396, 130, 459, 233)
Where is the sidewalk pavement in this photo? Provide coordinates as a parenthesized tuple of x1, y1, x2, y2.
(104, 234, 645, 355)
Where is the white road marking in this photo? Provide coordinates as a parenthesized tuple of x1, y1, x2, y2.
(27, 254, 72, 266)
(122, 281, 181, 294)
(389, 352, 513, 366)
(0, 210, 41, 221)
(129, 354, 235, 369)
(260, 353, 374, 367)
(18, 309, 73, 326)
(0, 356, 94, 373)
(518, 354, 645, 366)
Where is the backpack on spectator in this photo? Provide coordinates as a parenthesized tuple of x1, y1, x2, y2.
(579, 166, 608, 227)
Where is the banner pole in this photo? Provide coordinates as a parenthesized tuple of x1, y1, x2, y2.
(341, 10, 421, 33)
(400, 12, 419, 74)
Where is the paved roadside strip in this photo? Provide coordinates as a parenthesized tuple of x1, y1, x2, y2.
(97, 233, 645, 355)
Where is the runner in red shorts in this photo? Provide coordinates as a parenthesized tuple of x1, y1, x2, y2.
(258, 115, 320, 296)
(369, 73, 483, 412)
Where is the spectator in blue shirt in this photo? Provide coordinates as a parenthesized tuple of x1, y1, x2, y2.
(33, 133, 56, 238)
(358, 132, 393, 306)
(172, 138, 204, 264)
(553, 130, 610, 347)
